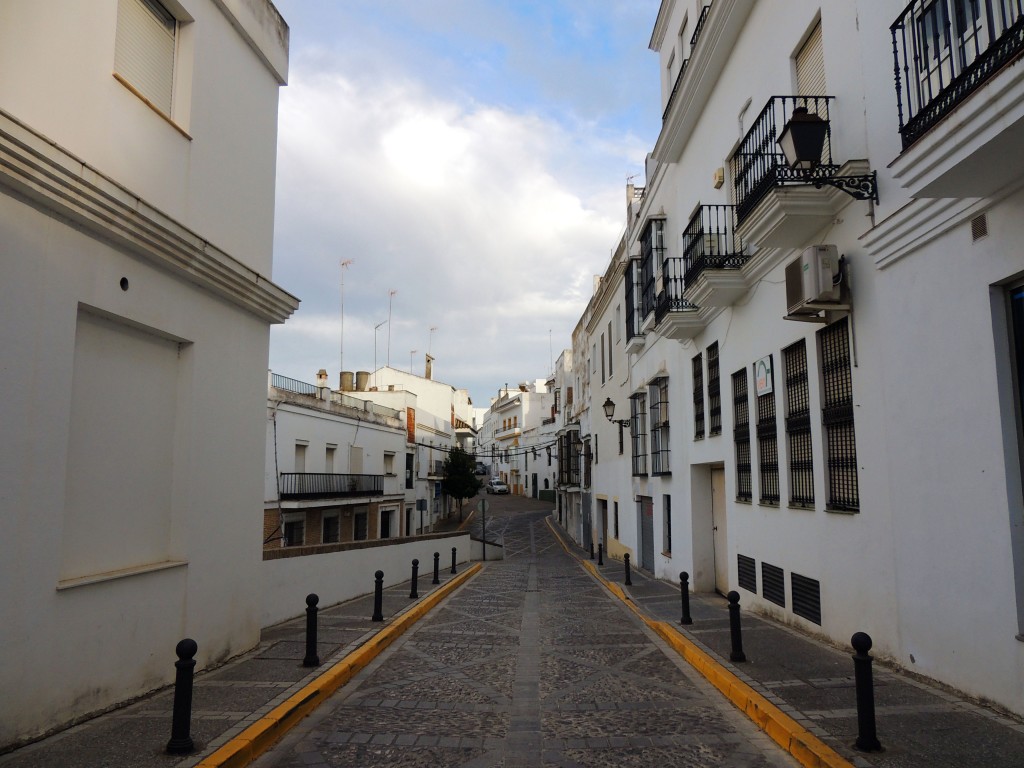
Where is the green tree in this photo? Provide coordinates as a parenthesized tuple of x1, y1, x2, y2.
(443, 445, 483, 521)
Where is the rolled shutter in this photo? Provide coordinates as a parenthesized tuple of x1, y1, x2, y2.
(795, 21, 826, 97)
(115, 0, 176, 115)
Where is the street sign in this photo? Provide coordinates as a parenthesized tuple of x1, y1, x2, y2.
(477, 499, 489, 514)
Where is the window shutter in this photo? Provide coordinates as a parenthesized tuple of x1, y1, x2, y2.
(795, 22, 826, 97)
(115, 0, 176, 115)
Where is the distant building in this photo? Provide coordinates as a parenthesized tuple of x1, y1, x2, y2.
(0, 0, 297, 747)
(479, 381, 554, 497)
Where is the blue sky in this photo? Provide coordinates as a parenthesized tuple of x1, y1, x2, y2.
(268, 0, 661, 407)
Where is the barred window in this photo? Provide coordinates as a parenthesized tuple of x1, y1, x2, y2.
(733, 369, 752, 502)
(819, 318, 859, 510)
(756, 358, 780, 505)
(650, 378, 671, 475)
(784, 339, 814, 507)
(708, 342, 722, 435)
(693, 353, 705, 439)
(631, 392, 648, 476)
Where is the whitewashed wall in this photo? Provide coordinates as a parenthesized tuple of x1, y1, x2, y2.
(261, 534, 472, 627)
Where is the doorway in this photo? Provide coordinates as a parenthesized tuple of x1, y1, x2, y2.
(711, 467, 728, 594)
(639, 496, 655, 572)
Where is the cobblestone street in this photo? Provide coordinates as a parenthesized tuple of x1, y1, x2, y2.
(253, 500, 797, 767)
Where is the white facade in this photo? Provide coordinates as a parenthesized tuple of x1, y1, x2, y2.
(479, 381, 554, 497)
(553, 0, 1024, 717)
(0, 0, 296, 747)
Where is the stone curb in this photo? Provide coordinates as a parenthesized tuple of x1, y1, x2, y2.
(544, 517, 852, 768)
(193, 562, 484, 768)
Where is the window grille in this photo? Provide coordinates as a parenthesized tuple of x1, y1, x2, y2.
(732, 369, 752, 502)
(784, 339, 814, 507)
(693, 353, 705, 439)
(708, 342, 721, 435)
(640, 220, 665, 319)
(630, 393, 648, 476)
(818, 319, 859, 511)
(762, 562, 785, 607)
(649, 378, 671, 475)
(756, 358, 780, 505)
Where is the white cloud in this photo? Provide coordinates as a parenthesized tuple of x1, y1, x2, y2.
(269, 49, 646, 404)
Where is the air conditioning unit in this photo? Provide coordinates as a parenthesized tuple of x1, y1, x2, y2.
(785, 245, 840, 315)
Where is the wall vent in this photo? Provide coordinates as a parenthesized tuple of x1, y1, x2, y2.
(791, 572, 821, 625)
(762, 562, 785, 607)
(738, 554, 757, 593)
(971, 213, 988, 241)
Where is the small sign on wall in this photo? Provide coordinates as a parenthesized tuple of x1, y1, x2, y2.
(755, 355, 774, 396)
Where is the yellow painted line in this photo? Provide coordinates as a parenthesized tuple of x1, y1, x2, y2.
(195, 563, 483, 768)
(544, 516, 852, 768)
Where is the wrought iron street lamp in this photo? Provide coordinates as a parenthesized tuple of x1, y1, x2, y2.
(777, 107, 878, 203)
(602, 397, 631, 430)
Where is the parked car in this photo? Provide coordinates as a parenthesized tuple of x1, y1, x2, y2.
(485, 479, 509, 494)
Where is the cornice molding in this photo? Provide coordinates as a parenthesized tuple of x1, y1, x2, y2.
(0, 109, 299, 324)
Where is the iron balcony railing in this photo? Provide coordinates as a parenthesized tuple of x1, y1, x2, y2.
(891, 0, 1024, 149)
(655, 259, 700, 324)
(732, 96, 837, 225)
(271, 373, 318, 396)
(279, 473, 384, 499)
(691, 4, 712, 47)
(662, 58, 690, 121)
(681, 204, 745, 287)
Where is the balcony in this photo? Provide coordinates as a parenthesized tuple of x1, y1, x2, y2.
(279, 473, 383, 500)
(680, 204, 747, 307)
(653, 0, 755, 164)
(732, 96, 870, 249)
(890, 0, 1024, 197)
(655, 260, 707, 340)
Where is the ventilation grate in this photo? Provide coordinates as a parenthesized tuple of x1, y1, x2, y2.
(971, 213, 988, 241)
(762, 562, 785, 607)
(738, 554, 757, 593)
(791, 572, 821, 625)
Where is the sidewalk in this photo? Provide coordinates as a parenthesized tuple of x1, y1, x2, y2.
(552, 523, 1024, 768)
(0, 565, 477, 768)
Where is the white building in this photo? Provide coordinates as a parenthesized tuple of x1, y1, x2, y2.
(480, 381, 555, 497)
(555, 0, 1024, 717)
(265, 372, 410, 549)
(0, 0, 296, 747)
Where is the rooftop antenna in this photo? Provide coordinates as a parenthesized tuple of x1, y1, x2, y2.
(339, 259, 353, 387)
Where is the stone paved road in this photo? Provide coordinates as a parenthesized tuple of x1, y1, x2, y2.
(253, 499, 798, 767)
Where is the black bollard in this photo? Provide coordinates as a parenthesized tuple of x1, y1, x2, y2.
(303, 593, 320, 667)
(852, 632, 883, 752)
(371, 570, 384, 622)
(451, 546, 457, 574)
(166, 638, 198, 755)
(598, 542, 604, 566)
(727, 591, 746, 662)
(432, 551, 440, 585)
(624, 553, 632, 586)
(589, 540, 595, 560)
(679, 571, 693, 625)
(409, 558, 420, 599)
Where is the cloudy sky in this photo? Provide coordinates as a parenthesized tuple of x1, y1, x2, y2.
(268, 0, 661, 407)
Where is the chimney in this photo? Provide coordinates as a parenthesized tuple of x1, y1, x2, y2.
(425, 354, 434, 380)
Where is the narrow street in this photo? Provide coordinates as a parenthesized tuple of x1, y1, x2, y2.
(253, 496, 797, 767)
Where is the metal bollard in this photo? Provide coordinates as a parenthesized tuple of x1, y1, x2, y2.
(166, 638, 198, 754)
(409, 558, 419, 599)
(303, 593, 320, 667)
(589, 540, 595, 560)
(598, 542, 604, 566)
(679, 572, 693, 625)
(727, 591, 746, 662)
(371, 570, 384, 622)
(432, 551, 440, 585)
(451, 546, 457, 574)
(624, 553, 632, 586)
(852, 632, 883, 752)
